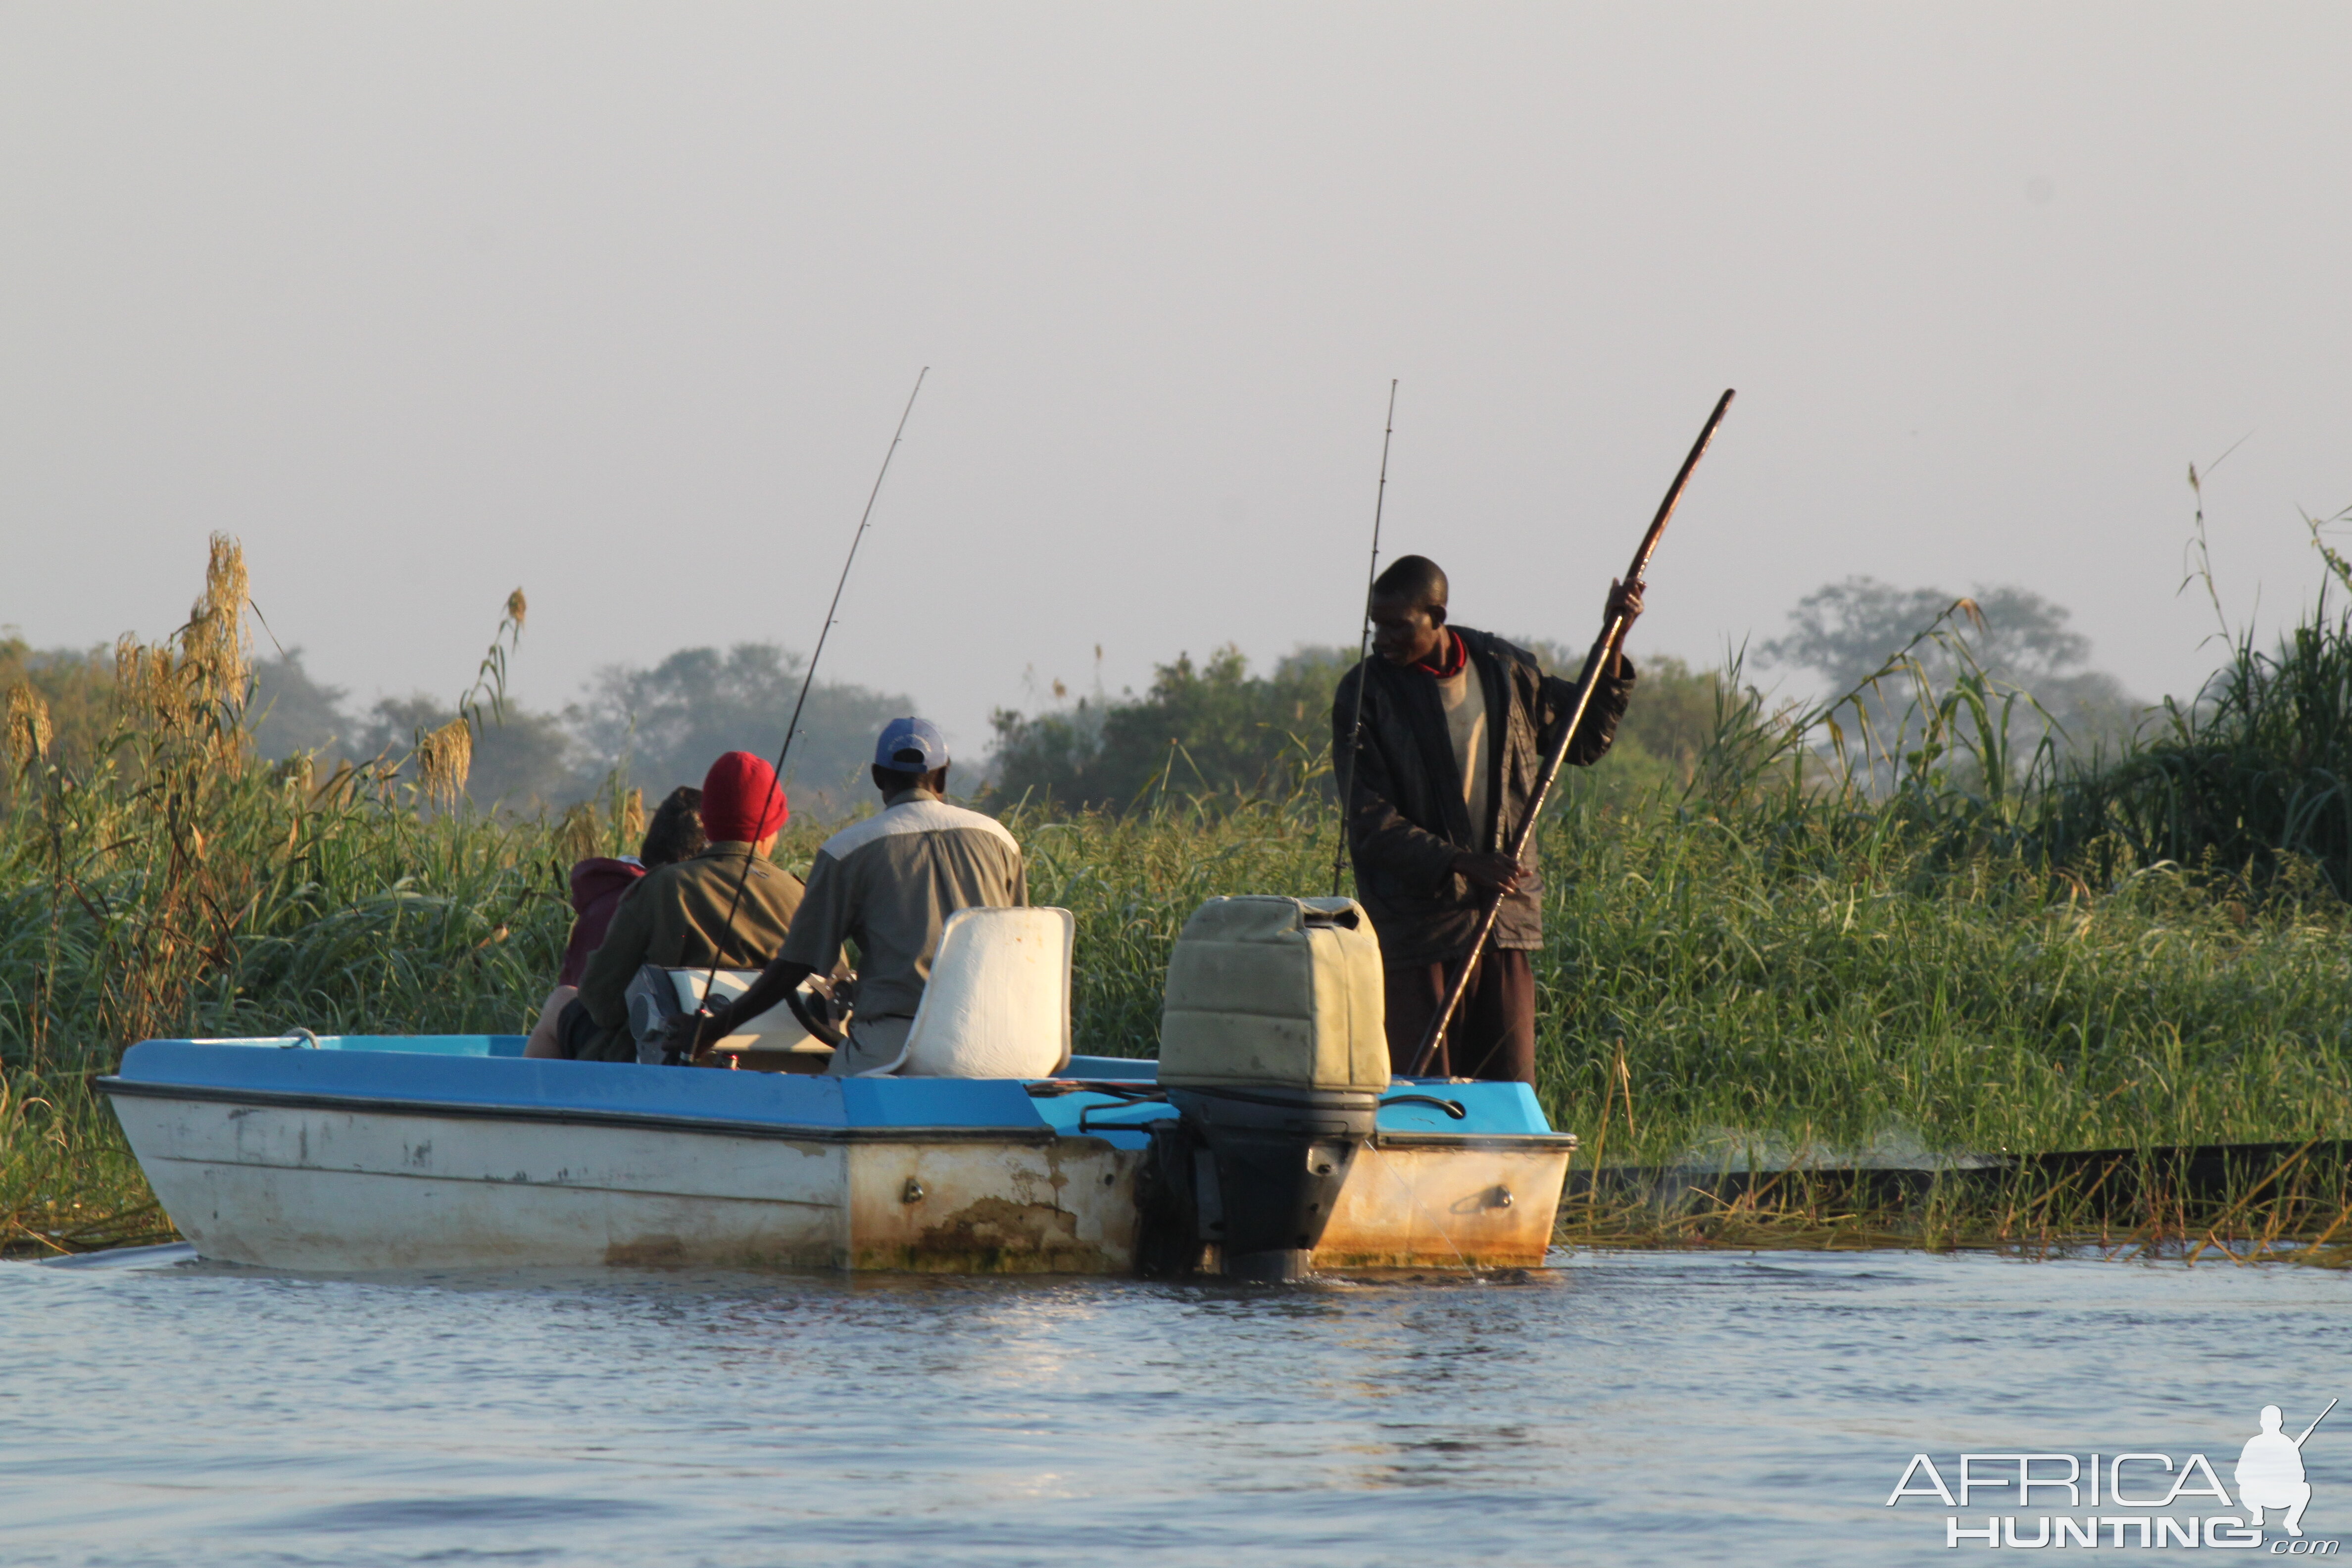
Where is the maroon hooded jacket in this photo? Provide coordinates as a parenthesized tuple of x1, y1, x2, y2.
(558, 857, 645, 988)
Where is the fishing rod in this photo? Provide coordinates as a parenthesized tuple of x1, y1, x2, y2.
(690, 367, 930, 1045)
(1331, 380, 1399, 898)
(2297, 1398, 2338, 1447)
(1406, 388, 1735, 1078)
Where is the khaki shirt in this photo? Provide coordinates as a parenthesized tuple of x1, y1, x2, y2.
(1433, 663, 1491, 850)
(781, 789, 1026, 1022)
(576, 843, 806, 1059)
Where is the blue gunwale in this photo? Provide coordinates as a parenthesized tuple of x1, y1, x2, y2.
(111, 1038, 1560, 1148)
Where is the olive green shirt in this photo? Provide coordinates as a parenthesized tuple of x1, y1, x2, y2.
(575, 842, 806, 1061)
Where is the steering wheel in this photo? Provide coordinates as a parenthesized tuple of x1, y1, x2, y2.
(784, 976, 849, 1048)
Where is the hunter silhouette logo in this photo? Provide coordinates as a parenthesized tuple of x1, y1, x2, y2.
(1886, 1398, 2339, 1551)
(2241, 1399, 2334, 1538)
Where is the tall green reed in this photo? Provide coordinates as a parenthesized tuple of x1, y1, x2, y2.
(11, 533, 2352, 1257)
(0, 542, 587, 1251)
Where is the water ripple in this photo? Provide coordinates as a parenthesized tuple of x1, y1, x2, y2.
(0, 1250, 2346, 1566)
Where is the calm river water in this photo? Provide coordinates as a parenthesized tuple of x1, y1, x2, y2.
(2, 1246, 2347, 1566)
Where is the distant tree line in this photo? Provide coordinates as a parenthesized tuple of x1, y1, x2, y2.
(267, 643, 914, 818)
(0, 636, 911, 820)
(4, 576, 2142, 822)
(980, 580, 2143, 813)
(982, 639, 1733, 811)
(1757, 577, 2141, 756)
(985, 647, 1352, 809)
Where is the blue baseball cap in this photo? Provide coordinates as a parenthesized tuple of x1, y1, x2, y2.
(874, 716, 950, 773)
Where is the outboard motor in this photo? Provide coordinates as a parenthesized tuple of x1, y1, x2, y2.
(1152, 896, 1389, 1281)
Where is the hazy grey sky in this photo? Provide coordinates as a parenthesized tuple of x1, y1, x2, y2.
(5, 3, 2348, 762)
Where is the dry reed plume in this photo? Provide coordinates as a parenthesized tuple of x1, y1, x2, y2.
(417, 718, 474, 808)
(1, 546, 572, 1254)
(4, 684, 51, 774)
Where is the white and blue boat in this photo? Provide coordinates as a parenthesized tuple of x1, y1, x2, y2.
(98, 898, 1577, 1278)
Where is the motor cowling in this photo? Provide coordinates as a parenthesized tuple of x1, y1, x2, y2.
(1153, 895, 1389, 1281)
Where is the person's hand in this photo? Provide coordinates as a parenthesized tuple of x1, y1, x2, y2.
(1453, 851, 1523, 896)
(679, 1009, 729, 1062)
(1606, 577, 1645, 627)
(1600, 578, 1646, 676)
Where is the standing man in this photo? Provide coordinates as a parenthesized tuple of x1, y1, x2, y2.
(1331, 554, 1640, 1083)
(694, 718, 1027, 1076)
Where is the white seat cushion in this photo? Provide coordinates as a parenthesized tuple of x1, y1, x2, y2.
(863, 907, 1074, 1078)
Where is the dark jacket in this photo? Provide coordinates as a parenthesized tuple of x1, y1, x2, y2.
(558, 857, 645, 989)
(573, 843, 807, 1063)
(1331, 626, 1634, 966)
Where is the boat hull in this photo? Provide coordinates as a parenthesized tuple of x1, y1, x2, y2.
(109, 1086, 1139, 1274)
(99, 1041, 1574, 1275)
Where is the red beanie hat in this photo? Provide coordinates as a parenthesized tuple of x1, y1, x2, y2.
(700, 751, 788, 843)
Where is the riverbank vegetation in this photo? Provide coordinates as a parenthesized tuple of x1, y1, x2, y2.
(7, 521, 2352, 1260)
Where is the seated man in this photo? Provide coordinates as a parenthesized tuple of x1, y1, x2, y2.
(524, 784, 706, 1059)
(564, 752, 801, 1063)
(694, 717, 1025, 1076)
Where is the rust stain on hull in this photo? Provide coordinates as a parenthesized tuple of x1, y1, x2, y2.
(866, 1196, 1099, 1274)
(846, 1138, 1140, 1274)
(604, 1235, 688, 1268)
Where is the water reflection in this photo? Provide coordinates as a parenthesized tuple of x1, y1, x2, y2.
(2, 1249, 2347, 1566)
(261, 1495, 661, 1533)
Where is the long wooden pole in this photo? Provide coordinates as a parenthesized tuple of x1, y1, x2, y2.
(1406, 389, 1735, 1078)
